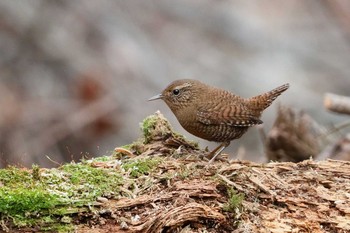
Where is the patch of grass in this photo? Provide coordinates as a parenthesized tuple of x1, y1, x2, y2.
(122, 158, 161, 178)
(223, 187, 244, 213)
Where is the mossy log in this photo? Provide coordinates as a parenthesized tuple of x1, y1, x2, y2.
(0, 111, 349, 233)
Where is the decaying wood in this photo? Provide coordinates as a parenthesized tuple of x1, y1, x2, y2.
(324, 93, 350, 115)
(98, 159, 350, 233)
(265, 105, 324, 162)
(134, 203, 226, 233)
(219, 159, 350, 233)
(76, 112, 350, 233)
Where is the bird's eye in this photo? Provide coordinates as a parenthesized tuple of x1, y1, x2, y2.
(172, 89, 180, 96)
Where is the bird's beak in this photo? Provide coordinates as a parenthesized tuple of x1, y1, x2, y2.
(148, 94, 163, 101)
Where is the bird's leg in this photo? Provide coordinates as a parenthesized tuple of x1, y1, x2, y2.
(208, 141, 230, 164)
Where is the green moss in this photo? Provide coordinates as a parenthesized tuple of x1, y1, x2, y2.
(140, 112, 199, 150)
(92, 155, 113, 162)
(56, 162, 123, 202)
(0, 161, 124, 230)
(223, 187, 244, 213)
(32, 164, 41, 181)
(141, 115, 159, 143)
(0, 167, 60, 229)
(140, 113, 174, 144)
(0, 188, 59, 215)
(0, 166, 32, 187)
(41, 223, 74, 233)
(115, 140, 145, 156)
(122, 158, 161, 178)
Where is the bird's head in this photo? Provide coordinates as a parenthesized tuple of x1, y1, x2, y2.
(148, 79, 204, 113)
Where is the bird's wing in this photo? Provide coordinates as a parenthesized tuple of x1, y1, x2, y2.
(197, 102, 263, 127)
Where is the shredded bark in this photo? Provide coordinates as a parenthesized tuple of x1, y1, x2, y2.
(81, 158, 350, 233)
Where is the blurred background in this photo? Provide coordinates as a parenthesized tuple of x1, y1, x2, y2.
(0, 0, 350, 167)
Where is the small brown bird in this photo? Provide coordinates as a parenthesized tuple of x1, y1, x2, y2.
(149, 79, 289, 163)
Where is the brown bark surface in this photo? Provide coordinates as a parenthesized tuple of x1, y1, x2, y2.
(76, 112, 350, 233)
(78, 159, 350, 233)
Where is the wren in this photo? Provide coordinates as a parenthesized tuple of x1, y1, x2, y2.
(149, 79, 289, 163)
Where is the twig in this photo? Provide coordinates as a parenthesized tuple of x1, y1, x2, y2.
(324, 93, 350, 115)
(322, 120, 350, 138)
(217, 174, 245, 192)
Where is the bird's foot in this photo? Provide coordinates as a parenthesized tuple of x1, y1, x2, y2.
(207, 142, 230, 163)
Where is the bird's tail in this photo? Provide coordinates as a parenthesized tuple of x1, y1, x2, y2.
(247, 83, 289, 114)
